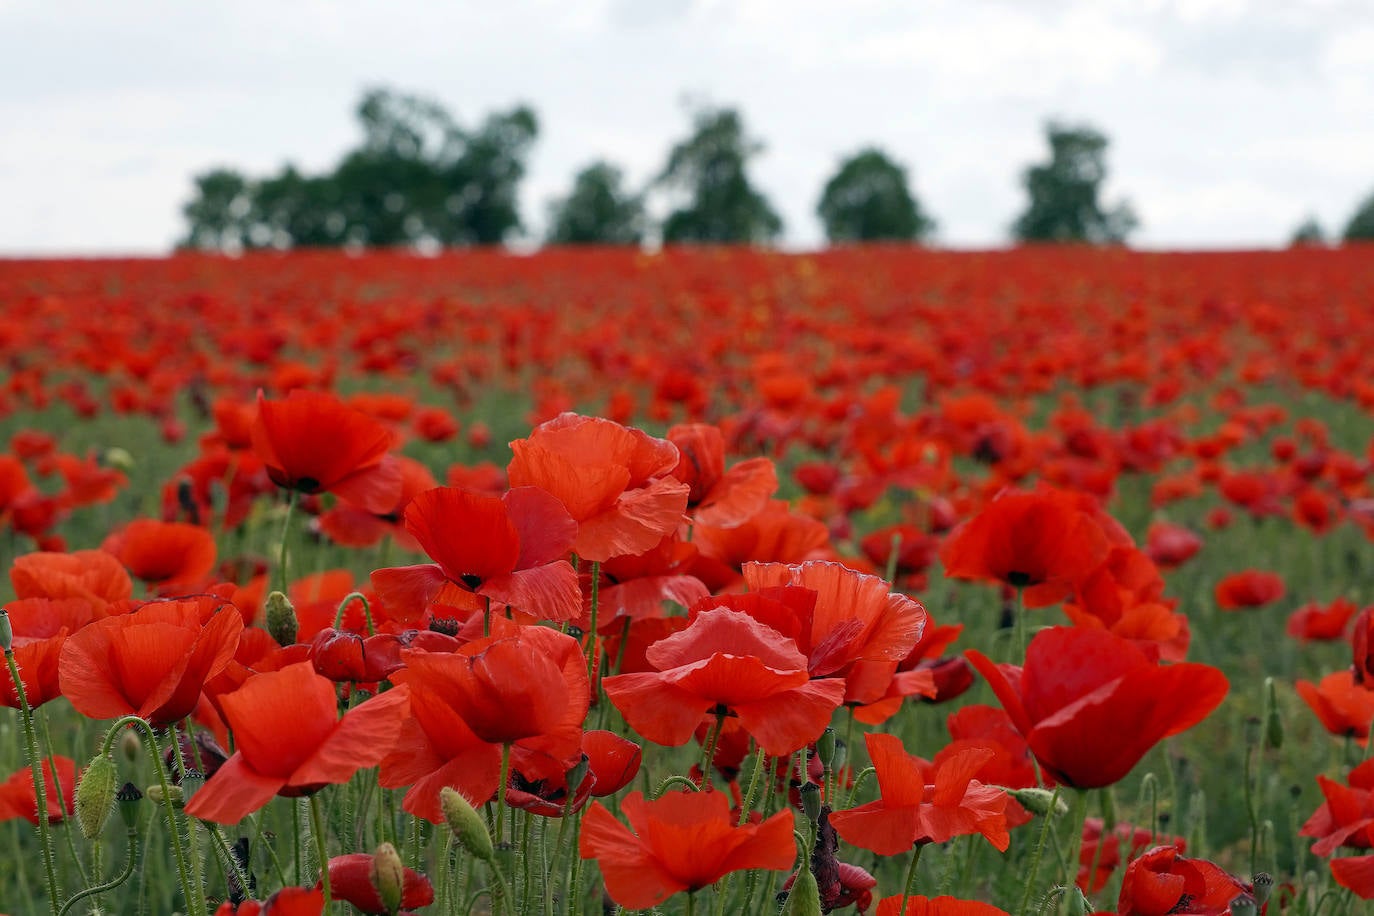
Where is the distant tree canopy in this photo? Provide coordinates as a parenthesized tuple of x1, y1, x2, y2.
(1012, 122, 1137, 244)
(1290, 216, 1327, 247)
(817, 147, 935, 243)
(657, 107, 782, 245)
(1345, 191, 1374, 241)
(181, 89, 538, 251)
(545, 161, 646, 245)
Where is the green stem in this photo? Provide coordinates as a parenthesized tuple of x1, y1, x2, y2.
(900, 843, 925, 912)
(585, 561, 601, 682)
(5, 644, 62, 916)
(699, 711, 725, 791)
(310, 794, 332, 911)
(1013, 586, 1027, 662)
(277, 489, 299, 592)
(1065, 789, 1090, 905)
(495, 743, 512, 848)
(885, 531, 902, 585)
(736, 747, 766, 826)
(1017, 785, 1061, 916)
(37, 707, 88, 885)
(333, 591, 375, 634)
(59, 827, 140, 916)
(149, 727, 207, 916)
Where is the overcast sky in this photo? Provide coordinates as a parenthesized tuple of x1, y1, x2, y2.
(2, 0, 1372, 254)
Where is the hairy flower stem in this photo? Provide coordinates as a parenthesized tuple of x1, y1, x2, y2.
(1065, 789, 1090, 906)
(58, 825, 139, 916)
(699, 712, 726, 791)
(900, 843, 925, 912)
(1017, 786, 1061, 916)
(276, 489, 299, 593)
(333, 591, 376, 634)
(309, 793, 332, 910)
(585, 561, 601, 683)
(4, 641, 61, 916)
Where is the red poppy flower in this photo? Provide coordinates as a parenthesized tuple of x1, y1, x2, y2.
(1331, 855, 1374, 899)
(184, 662, 410, 824)
(0, 757, 76, 825)
(10, 550, 132, 613)
(1287, 597, 1359, 642)
(58, 599, 243, 728)
(1078, 818, 1185, 893)
(938, 486, 1110, 607)
(1353, 606, 1374, 685)
(507, 413, 690, 562)
(1145, 522, 1203, 570)
(212, 887, 324, 916)
(875, 896, 1010, 916)
(592, 533, 710, 634)
(578, 789, 795, 910)
(251, 389, 400, 513)
(325, 853, 434, 915)
(506, 730, 642, 818)
(829, 733, 1011, 856)
(316, 455, 437, 551)
(0, 597, 90, 709)
(1116, 846, 1256, 916)
(1300, 758, 1374, 856)
(1214, 570, 1285, 610)
(690, 500, 830, 591)
(370, 485, 580, 624)
(101, 518, 217, 591)
(1296, 671, 1374, 744)
(381, 625, 589, 822)
(602, 607, 846, 756)
(967, 627, 1228, 788)
(945, 705, 1037, 793)
(667, 422, 777, 527)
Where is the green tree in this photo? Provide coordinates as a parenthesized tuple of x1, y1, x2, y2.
(1289, 216, 1327, 247)
(657, 106, 782, 245)
(546, 161, 646, 245)
(817, 147, 935, 243)
(1012, 122, 1137, 244)
(181, 88, 538, 250)
(1344, 190, 1374, 241)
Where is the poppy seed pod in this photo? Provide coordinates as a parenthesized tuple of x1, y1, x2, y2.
(370, 842, 405, 915)
(440, 787, 494, 861)
(116, 782, 142, 830)
(75, 753, 118, 838)
(265, 590, 298, 647)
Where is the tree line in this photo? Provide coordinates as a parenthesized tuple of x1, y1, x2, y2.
(182, 88, 1374, 251)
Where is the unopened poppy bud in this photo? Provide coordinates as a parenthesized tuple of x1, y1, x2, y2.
(1228, 895, 1257, 916)
(76, 753, 119, 839)
(1007, 787, 1068, 817)
(103, 447, 135, 471)
(1251, 872, 1274, 906)
(0, 610, 11, 651)
(265, 591, 298, 647)
(440, 787, 494, 862)
(116, 783, 142, 829)
(799, 782, 822, 823)
(370, 842, 405, 915)
(779, 865, 823, 916)
(145, 784, 184, 807)
(1065, 886, 1091, 916)
(1243, 716, 1262, 748)
(1263, 679, 1283, 750)
(119, 728, 143, 765)
(816, 728, 837, 769)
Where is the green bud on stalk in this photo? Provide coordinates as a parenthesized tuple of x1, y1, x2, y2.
(145, 784, 184, 807)
(441, 787, 494, 862)
(371, 842, 405, 916)
(1007, 787, 1068, 818)
(265, 591, 298, 647)
(1263, 679, 1284, 750)
(75, 753, 120, 839)
(817, 728, 837, 769)
(0, 609, 11, 652)
(779, 865, 823, 916)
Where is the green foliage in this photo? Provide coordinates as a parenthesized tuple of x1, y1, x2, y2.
(1289, 216, 1327, 247)
(180, 89, 538, 250)
(816, 147, 935, 243)
(657, 106, 782, 245)
(1343, 190, 1374, 241)
(546, 161, 646, 245)
(1012, 122, 1137, 244)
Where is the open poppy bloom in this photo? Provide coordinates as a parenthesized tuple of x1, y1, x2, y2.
(58, 599, 243, 728)
(184, 662, 410, 824)
(967, 627, 1228, 788)
(101, 518, 218, 592)
(1214, 570, 1285, 610)
(251, 389, 400, 514)
(1287, 597, 1359, 643)
(829, 733, 1011, 856)
(1144, 522, 1203, 570)
(10, 550, 132, 613)
(212, 887, 324, 916)
(938, 485, 1111, 607)
(1078, 818, 1185, 893)
(316, 454, 437, 551)
(875, 896, 1010, 916)
(507, 413, 689, 562)
(602, 606, 846, 756)
(1116, 846, 1257, 915)
(1300, 758, 1374, 857)
(381, 624, 589, 822)
(0, 597, 91, 709)
(370, 485, 581, 624)
(1296, 671, 1374, 744)
(578, 789, 795, 910)
(0, 757, 76, 825)
(667, 422, 777, 527)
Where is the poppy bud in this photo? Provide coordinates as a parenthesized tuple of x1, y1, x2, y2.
(1251, 872, 1274, 906)
(1228, 895, 1257, 916)
(817, 729, 837, 770)
(265, 591, 298, 647)
(1263, 678, 1283, 750)
(440, 787, 494, 862)
(800, 782, 822, 823)
(1007, 787, 1068, 818)
(103, 447, 135, 471)
(310, 628, 367, 682)
(0, 610, 11, 652)
(145, 784, 184, 808)
(116, 782, 142, 829)
(76, 753, 119, 839)
(370, 842, 405, 915)
(1065, 886, 1091, 916)
(119, 729, 143, 766)
(779, 866, 823, 916)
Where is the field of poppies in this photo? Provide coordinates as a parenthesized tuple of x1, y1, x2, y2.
(2, 246, 1374, 916)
